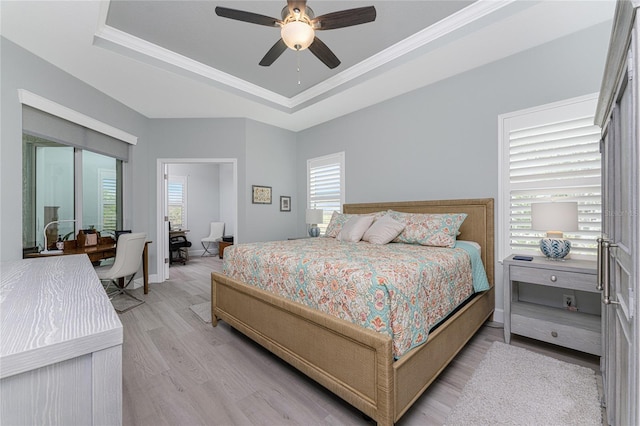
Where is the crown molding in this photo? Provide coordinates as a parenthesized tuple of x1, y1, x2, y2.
(93, 25, 294, 108)
(290, 0, 515, 106)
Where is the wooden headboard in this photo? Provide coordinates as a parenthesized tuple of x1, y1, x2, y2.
(343, 198, 495, 285)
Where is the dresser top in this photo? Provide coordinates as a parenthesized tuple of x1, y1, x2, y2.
(0, 255, 122, 378)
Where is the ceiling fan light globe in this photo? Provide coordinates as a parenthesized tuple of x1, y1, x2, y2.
(281, 21, 315, 51)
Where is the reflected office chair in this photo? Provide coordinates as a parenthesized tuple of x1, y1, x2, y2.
(170, 235, 192, 264)
(201, 222, 224, 256)
(96, 232, 147, 313)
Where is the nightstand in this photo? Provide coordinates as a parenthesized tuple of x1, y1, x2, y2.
(218, 241, 233, 259)
(503, 255, 600, 355)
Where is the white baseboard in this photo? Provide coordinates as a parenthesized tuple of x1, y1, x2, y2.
(493, 308, 504, 324)
(191, 249, 216, 257)
(131, 277, 143, 289)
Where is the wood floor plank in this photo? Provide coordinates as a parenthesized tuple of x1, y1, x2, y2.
(121, 318, 170, 384)
(120, 256, 601, 425)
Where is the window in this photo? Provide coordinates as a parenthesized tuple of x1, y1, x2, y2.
(21, 100, 131, 252)
(22, 135, 123, 250)
(499, 94, 601, 260)
(307, 152, 345, 233)
(84, 150, 121, 233)
(168, 176, 187, 230)
(99, 170, 117, 231)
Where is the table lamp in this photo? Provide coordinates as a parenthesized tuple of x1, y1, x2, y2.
(531, 202, 578, 259)
(41, 219, 76, 254)
(306, 209, 323, 237)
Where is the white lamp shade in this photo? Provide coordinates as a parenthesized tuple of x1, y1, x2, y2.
(281, 21, 315, 50)
(531, 202, 578, 235)
(305, 208, 323, 225)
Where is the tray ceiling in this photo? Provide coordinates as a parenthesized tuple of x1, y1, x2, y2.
(1, 1, 615, 131)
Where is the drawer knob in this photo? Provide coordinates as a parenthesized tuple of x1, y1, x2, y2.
(551, 331, 558, 338)
(550, 275, 557, 282)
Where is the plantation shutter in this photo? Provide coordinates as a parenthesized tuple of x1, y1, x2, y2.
(501, 95, 601, 258)
(168, 177, 187, 229)
(308, 152, 345, 233)
(101, 176, 117, 231)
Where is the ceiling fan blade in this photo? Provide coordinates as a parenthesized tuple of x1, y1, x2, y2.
(287, 0, 307, 16)
(259, 39, 288, 66)
(312, 6, 376, 30)
(308, 36, 340, 69)
(215, 6, 280, 27)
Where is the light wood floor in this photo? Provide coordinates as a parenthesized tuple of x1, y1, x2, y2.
(120, 255, 602, 425)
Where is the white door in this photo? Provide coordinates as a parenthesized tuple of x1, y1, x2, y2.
(599, 34, 638, 425)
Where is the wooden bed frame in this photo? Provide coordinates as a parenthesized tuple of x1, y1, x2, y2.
(211, 199, 494, 425)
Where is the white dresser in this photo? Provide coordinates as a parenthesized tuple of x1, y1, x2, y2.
(1, 255, 123, 425)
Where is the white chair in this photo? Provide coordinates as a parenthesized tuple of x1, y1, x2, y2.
(201, 222, 224, 256)
(96, 232, 147, 312)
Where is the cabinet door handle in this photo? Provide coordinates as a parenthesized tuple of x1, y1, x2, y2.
(602, 240, 619, 306)
(596, 237, 604, 291)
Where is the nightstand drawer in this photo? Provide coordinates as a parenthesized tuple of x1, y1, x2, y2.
(510, 266, 597, 292)
(511, 305, 601, 355)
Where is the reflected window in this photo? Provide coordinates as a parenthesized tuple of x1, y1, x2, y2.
(83, 150, 122, 234)
(22, 135, 123, 252)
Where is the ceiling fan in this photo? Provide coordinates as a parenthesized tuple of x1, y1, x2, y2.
(215, 1, 376, 69)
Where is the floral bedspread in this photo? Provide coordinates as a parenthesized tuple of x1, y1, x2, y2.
(223, 238, 480, 358)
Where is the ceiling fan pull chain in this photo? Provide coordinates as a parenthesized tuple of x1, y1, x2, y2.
(297, 49, 302, 85)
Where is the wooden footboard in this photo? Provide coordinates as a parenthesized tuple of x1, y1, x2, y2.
(393, 286, 494, 420)
(212, 273, 494, 425)
(211, 272, 395, 423)
(211, 198, 495, 425)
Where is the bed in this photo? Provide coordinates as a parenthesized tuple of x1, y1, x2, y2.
(211, 199, 494, 425)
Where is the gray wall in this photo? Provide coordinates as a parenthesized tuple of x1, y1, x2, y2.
(294, 22, 612, 318)
(245, 119, 298, 242)
(1, 37, 149, 261)
(145, 118, 244, 273)
(219, 163, 235, 237)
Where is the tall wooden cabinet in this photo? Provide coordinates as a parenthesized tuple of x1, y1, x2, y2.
(594, 1, 639, 425)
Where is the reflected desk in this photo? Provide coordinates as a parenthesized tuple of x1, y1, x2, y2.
(169, 229, 190, 261)
(26, 241, 152, 294)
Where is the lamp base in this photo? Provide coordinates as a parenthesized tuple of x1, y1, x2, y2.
(308, 226, 320, 237)
(40, 249, 64, 255)
(539, 238, 571, 259)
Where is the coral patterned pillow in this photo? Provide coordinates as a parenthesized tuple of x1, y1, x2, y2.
(324, 211, 384, 238)
(324, 212, 353, 238)
(388, 211, 467, 248)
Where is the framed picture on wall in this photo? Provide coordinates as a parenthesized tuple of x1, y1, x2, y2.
(252, 185, 272, 204)
(280, 196, 291, 212)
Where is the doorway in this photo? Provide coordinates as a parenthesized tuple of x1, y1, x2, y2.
(156, 158, 237, 282)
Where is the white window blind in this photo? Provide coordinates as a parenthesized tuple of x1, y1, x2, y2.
(499, 94, 601, 259)
(168, 176, 187, 229)
(308, 152, 345, 233)
(100, 172, 117, 231)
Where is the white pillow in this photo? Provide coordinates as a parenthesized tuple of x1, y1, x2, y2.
(363, 215, 405, 245)
(337, 215, 375, 242)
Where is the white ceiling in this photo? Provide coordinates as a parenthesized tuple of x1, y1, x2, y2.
(1, 1, 616, 131)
